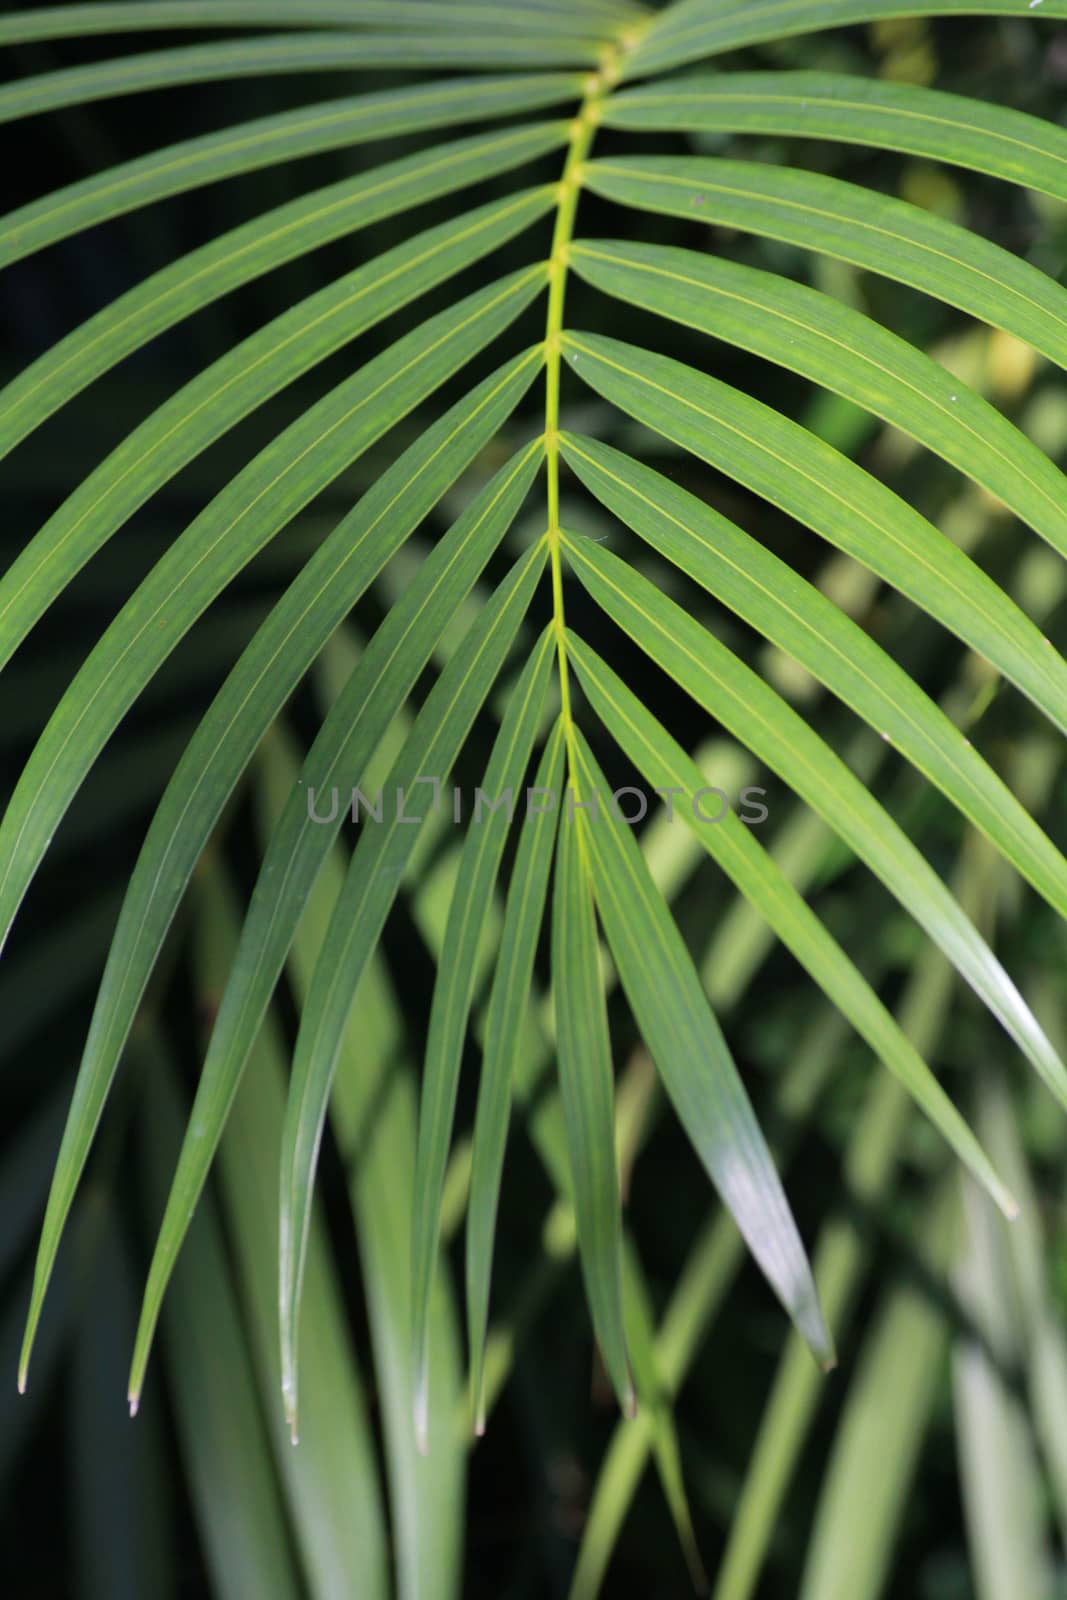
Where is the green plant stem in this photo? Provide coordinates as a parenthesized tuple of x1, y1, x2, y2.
(544, 39, 632, 753)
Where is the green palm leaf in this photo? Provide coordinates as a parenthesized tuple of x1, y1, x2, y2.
(561, 334, 1067, 745)
(253, 719, 465, 1600)
(120, 441, 540, 1408)
(466, 720, 566, 1432)
(0, 0, 636, 45)
(0, 123, 564, 442)
(569, 1002, 858, 1599)
(569, 727, 834, 1366)
(558, 436, 1067, 928)
(0, 32, 602, 127)
(602, 73, 1067, 202)
(8, 3, 1067, 1586)
(580, 159, 1067, 371)
(562, 532, 1063, 1126)
(623, 0, 1067, 78)
(567, 244, 1067, 556)
(0, 189, 552, 634)
(551, 751, 634, 1415)
(0, 269, 544, 975)
(563, 630, 1014, 1209)
(27, 385, 541, 1402)
(0, 76, 580, 270)
(411, 632, 555, 1448)
(141, 1044, 303, 1600)
(190, 863, 389, 1600)
(279, 549, 547, 1436)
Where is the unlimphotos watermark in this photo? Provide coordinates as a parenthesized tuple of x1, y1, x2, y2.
(305, 778, 769, 828)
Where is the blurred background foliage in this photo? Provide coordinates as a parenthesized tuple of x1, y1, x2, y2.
(4, 5, 1067, 1598)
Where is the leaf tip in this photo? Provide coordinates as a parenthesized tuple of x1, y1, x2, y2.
(18, 1319, 36, 1395)
(413, 1371, 430, 1457)
(469, 1360, 487, 1438)
(281, 1368, 299, 1447)
(284, 1402, 299, 1447)
(814, 1314, 838, 1374)
(127, 1350, 146, 1416)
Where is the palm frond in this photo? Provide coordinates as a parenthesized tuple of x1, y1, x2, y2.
(7, 3, 1067, 1591)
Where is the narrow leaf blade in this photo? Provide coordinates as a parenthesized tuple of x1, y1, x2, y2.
(580, 158, 1067, 372)
(552, 756, 634, 1414)
(279, 551, 548, 1435)
(569, 725, 833, 1367)
(411, 626, 556, 1447)
(122, 441, 542, 1410)
(601, 73, 1067, 204)
(466, 719, 566, 1432)
(562, 530, 1062, 1140)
